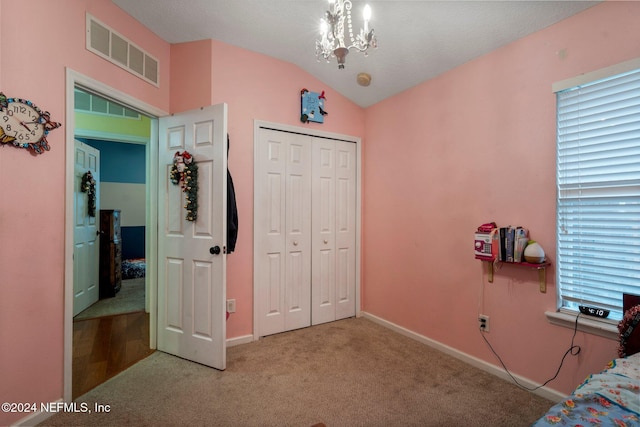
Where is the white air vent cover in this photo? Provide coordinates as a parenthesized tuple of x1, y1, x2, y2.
(86, 13, 159, 87)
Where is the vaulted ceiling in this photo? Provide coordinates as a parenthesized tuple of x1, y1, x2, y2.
(112, 0, 600, 107)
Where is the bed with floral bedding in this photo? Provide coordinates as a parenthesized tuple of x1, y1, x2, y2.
(534, 295, 640, 427)
(533, 352, 640, 426)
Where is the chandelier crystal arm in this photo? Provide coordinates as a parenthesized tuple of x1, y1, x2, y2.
(315, 0, 377, 69)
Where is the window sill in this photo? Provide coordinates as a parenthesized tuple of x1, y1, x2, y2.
(545, 311, 619, 341)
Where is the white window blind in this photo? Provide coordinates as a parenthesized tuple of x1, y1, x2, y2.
(556, 68, 640, 321)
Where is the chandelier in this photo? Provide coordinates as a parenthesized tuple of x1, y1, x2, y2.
(316, 0, 377, 69)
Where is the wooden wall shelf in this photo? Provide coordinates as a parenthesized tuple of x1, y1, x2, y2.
(478, 258, 550, 293)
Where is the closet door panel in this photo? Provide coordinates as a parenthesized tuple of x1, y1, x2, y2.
(256, 128, 357, 336)
(335, 141, 357, 320)
(312, 139, 337, 325)
(284, 138, 312, 331)
(256, 130, 287, 336)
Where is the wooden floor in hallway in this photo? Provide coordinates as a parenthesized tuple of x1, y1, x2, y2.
(73, 311, 154, 400)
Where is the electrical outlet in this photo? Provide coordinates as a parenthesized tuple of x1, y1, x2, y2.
(478, 315, 490, 332)
(226, 299, 236, 313)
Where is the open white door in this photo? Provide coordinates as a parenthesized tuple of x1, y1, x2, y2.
(73, 140, 100, 316)
(157, 104, 227, 370)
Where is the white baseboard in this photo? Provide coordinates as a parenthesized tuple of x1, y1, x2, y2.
(360, 312, 566, 403)
(10, 399, 62, 427)
(227, 334, 253, 347)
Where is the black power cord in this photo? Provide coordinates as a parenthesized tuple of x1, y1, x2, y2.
(479, 313, 582, 391)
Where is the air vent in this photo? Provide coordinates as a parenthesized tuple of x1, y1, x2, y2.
(86, 13, 159, 87)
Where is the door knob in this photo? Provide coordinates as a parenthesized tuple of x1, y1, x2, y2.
(293, 241, 299, 246)
(210, 246, 221, 255)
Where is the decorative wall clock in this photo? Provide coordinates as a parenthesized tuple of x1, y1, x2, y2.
(0, 92, 62, 154)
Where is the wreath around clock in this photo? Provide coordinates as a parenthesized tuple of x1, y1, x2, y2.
(170, 151, 199, 221)
(81, 171, 97, 217)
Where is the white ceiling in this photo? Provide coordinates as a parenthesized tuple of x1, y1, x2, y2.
(112, 0, 600, 108)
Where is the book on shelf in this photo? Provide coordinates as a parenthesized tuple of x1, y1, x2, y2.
(498, 226, 528, 262)
(514, 227, 529, 262)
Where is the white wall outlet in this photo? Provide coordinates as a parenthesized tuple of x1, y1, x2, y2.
(226, 299, 236, 313)
(479, 314, 490, 332)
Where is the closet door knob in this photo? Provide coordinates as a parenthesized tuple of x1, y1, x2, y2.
(323, 239, 328, 244)
(210, 246, 221, 255)
(293, 241, 299, 246)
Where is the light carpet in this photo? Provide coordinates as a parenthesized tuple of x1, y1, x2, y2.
(74, 278, 145, 321)
(41, 317, 554, 426)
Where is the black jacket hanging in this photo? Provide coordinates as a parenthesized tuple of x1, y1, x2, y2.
(227, 134, 238, 253)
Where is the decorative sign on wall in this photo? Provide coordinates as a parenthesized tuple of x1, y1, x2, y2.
(170, 150, 199, 221)
(0, 92, 62, 154)
(300, 88, 328, 124)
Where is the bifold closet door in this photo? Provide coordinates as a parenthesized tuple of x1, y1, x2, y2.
(255, 129, 312, 337)
(312, 138, 357, 325)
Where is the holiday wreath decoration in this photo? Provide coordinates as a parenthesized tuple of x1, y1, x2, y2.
(81, 171, 97, 217)
(618, 304, 640, 358)
(170, 151, 199, 221)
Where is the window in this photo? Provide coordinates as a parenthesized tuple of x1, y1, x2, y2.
(74, 88, 141, 119)
(555, 63, 640, 322)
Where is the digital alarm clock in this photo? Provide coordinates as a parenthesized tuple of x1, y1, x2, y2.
(579, 305, 610, 318)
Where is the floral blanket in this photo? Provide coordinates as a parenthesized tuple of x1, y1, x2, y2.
(533, 353, 640, 426)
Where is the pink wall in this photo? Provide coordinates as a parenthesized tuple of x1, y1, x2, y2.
(1, 2, 363, 424)
(0, 1, 170, 425)
(362, 1, 640, 395)
(169, 40, 365, 339)
(1, 1, 638, 424)
(208, 40, 365, 337)
(170, 40, 214, 113)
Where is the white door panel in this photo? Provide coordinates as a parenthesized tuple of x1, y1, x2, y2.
(255, 129, 311, 336)
(312, 139, 336, 325)
(312, 139, 356, 325)
(334, 141, 357, 320)
(284, 137, 312, 330)
(158, 104, 227, 370)
(256, 133, 286, 336)
(73, 141, 100, 316)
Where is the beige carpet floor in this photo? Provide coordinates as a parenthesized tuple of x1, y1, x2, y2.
(74, 278, 145, 321)
(42, 317, 554, 427)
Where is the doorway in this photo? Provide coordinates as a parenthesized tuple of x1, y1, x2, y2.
(72, 89, 153, 398)
(74, 98, 151, 320)
(64, 69, 167, 402)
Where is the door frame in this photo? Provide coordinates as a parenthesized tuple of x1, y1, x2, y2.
(63, 68, 168, 401)
(252, 120, 362, 340)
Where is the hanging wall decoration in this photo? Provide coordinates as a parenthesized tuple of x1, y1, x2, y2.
(170, 151, 199, 221)
(81, 171, 97, 217)
(0, 92, 62, 154)
(300, 88, 328, 124)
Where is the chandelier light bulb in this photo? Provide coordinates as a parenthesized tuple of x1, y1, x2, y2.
(363, 4, 371, 21)
(320, 20, 328, 36)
